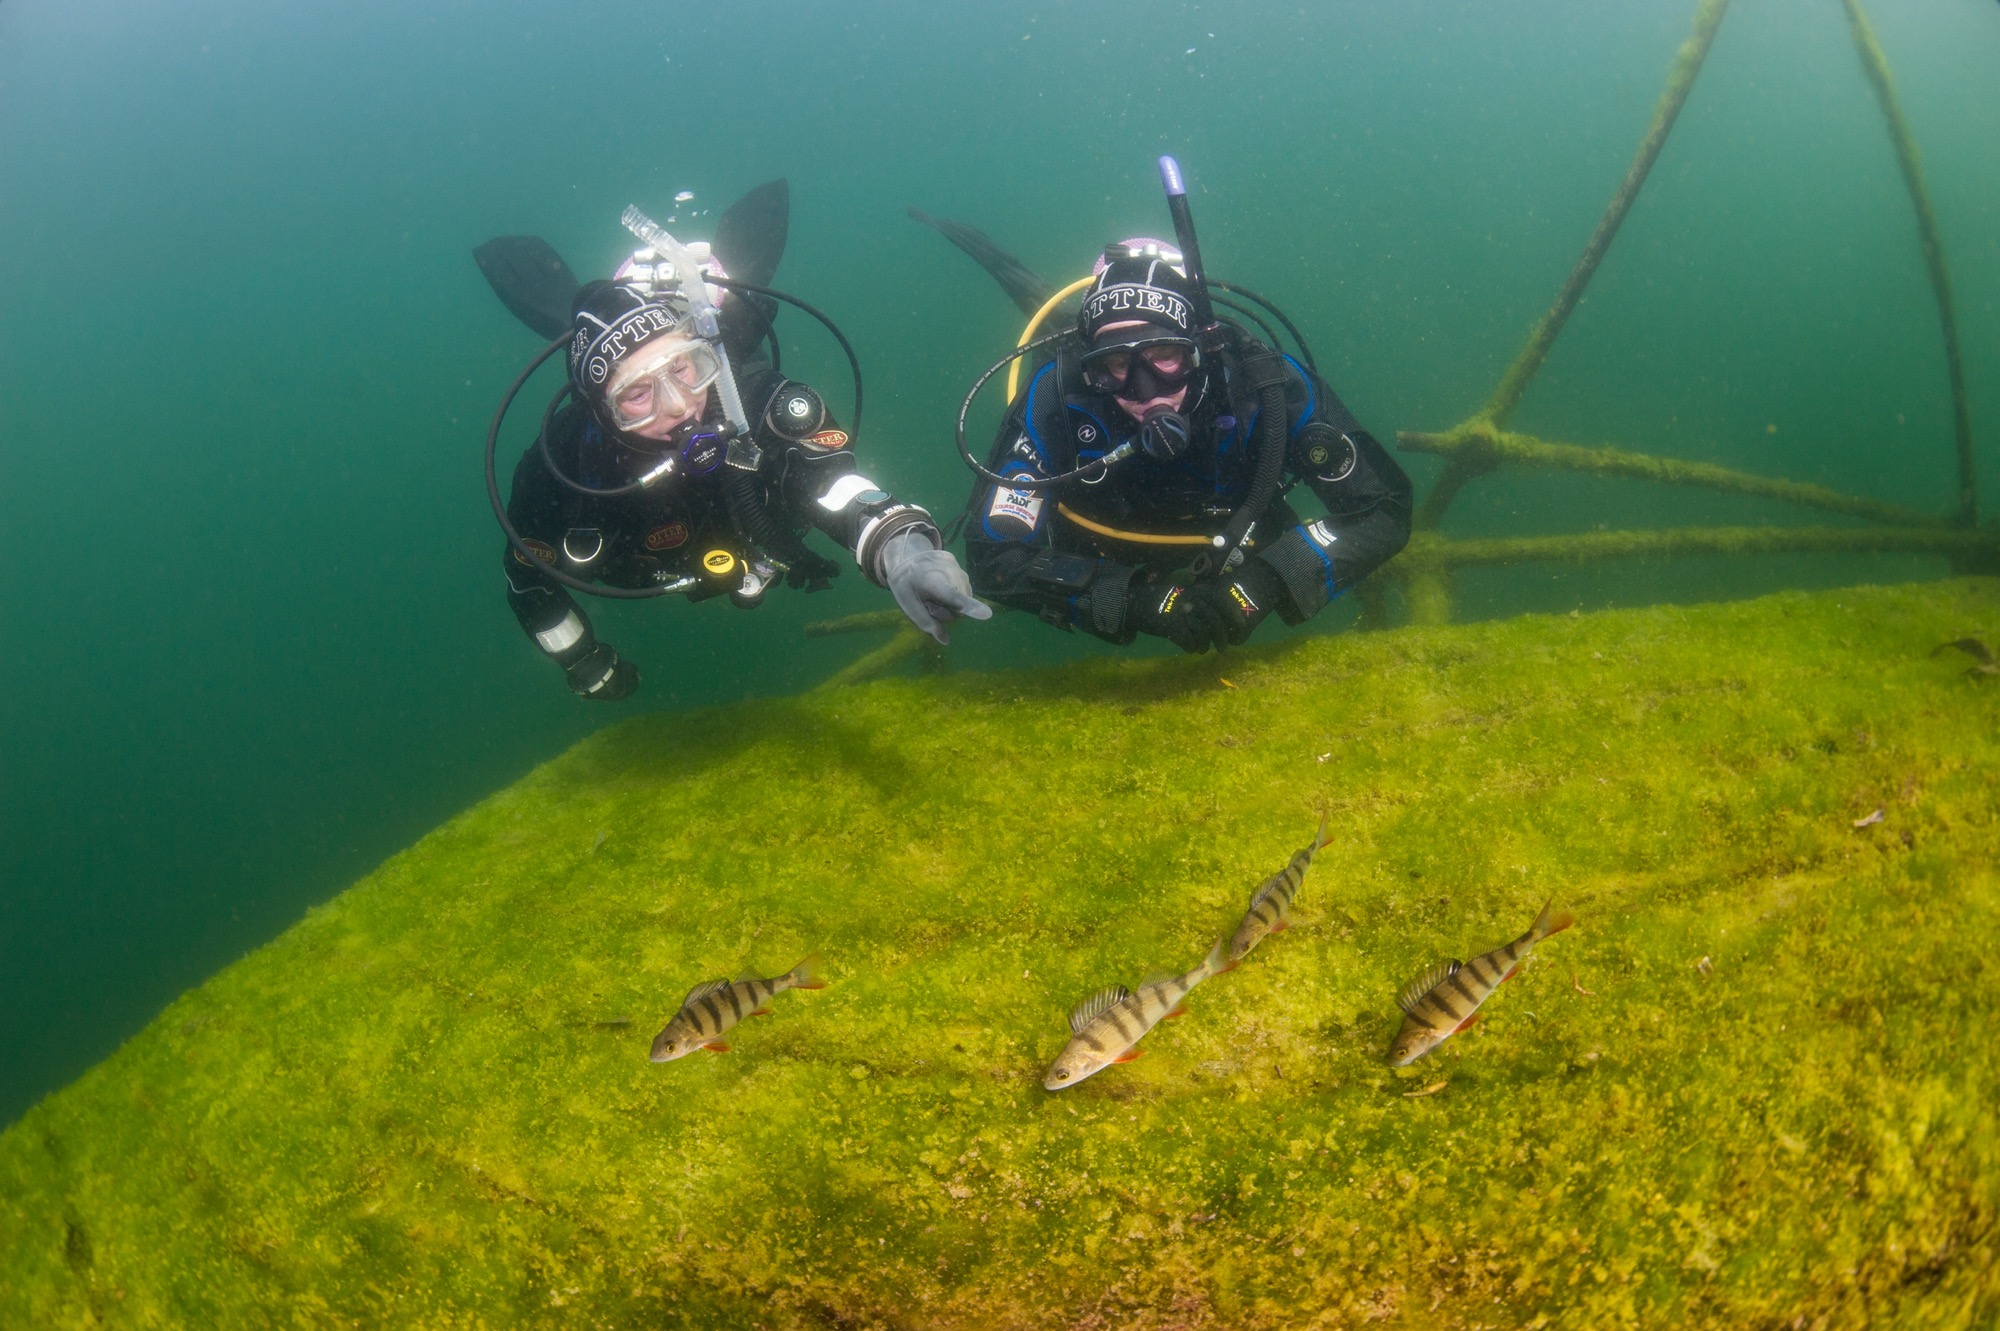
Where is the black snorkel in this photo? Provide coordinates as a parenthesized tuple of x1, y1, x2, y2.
(1158, 156, 1215, 332)
(1156, 156, 1292, 577)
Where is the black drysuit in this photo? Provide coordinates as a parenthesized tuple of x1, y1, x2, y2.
(965, 351, 1413, 640)
(503, 368, 883, 669)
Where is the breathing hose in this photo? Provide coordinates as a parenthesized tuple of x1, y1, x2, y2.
(1203, 343, 1292, 574)
(484, 336, 692, 599)
(721, 465, 839, 585)
(953, 331, 1138, 491)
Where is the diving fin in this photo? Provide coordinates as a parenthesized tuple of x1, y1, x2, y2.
(712, 179, 790, 362)
(906, 207, 1057, 316)
(713, 179, 789, 288)
(475, 181, 792, 349)
(472, 235, 580, 341)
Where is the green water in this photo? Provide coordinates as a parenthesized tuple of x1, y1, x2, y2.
(0, 0, 1994, 1127)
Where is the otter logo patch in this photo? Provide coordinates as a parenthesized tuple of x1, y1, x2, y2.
(644, 523, 690, 551)
(512, 538, 558, 566)
(806, 429, 850, 450)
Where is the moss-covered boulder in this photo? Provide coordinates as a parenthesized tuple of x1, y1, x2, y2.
(5, 582, 2000, 1328)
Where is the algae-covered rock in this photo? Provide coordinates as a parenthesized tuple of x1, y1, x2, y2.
(5, 582, 2000, 1328)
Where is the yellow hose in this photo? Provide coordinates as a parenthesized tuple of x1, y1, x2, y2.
(1055, 502, 1214, 547)
(1005, 276, 1096, 403)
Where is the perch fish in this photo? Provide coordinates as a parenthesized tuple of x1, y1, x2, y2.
(651, 956, 825, 1062)
(1932, 638, 1999, 678)
(1388, 900, 1573, 1066)
(1226, 815, 1332, 965)
(1044, 940, 1231, 1090)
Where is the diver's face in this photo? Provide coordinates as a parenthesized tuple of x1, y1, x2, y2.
(605, 333, 718, 440)
(1094, 321, 1189, 422)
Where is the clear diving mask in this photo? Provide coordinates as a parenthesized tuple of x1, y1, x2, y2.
(603, 325, 725, 432)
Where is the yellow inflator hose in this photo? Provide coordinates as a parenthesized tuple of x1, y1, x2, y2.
(1054, 503, 1214, 547)
(1005, 276, 1096, 403)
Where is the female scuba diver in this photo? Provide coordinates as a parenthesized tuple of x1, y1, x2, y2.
(485, 192, 987, 701)
(944, 160, 1411, 654)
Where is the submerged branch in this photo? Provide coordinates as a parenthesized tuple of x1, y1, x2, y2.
(803, 610, 908, 639)
(1481, 0, 1732, 431)
(1391, 524, 1998, 574)
(1841, 0, 1977, 526)
(812, 627, 942, 692)
(1398, 423, 1948, 529)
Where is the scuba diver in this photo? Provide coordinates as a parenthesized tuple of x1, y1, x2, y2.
(922, 161, 1411, 654)
(477, 182, 987, 701)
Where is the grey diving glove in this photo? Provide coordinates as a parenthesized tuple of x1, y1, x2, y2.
(878, 528, 992, 646)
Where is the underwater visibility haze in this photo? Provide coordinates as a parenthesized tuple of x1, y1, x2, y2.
(3, 0, 1999, 1323)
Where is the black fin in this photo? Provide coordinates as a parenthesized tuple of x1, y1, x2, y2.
(473, 235, 580, 341)
(714, 179, 789, 288)
(906, 206, 1057, 316)
(713, 180, 789, 363)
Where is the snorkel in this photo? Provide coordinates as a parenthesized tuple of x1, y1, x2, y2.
(1157, 156, 1216, 333)
(1154, 157, 1293, 575)
(619, 206, 753, 439)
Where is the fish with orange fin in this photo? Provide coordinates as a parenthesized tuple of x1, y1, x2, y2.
(650, 956, 825, 1063)
(1044, 940, 1232, 1090)
(1226, 815, 1331, 965)
(1387, 901, 1573, 1066)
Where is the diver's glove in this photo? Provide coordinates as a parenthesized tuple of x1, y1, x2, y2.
(1193, 557, 1287, 646)
(878, 528, 993, 646)
(564, 643, 638, 701)
(1130, 581, 1229, 654)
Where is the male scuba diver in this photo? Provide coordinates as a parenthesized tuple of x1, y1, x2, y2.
(935, 163, 1411, 654)
(481, 185, 987, 700)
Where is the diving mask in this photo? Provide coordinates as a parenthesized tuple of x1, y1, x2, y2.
(604, 327, 725, 432)
(1079, 337, 1200, 398)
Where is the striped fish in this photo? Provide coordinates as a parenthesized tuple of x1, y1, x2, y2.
(1043, 939, 1231, 1090)
(650, 956, 825, 1063)
(1387, 901, 1573, 1066)
(1226, 815, 1332, 965)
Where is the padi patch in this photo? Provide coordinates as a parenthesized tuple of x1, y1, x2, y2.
(806, 429, 850, 450)
(644, 522, 690, 551)
(988, 484, 1044, 530)
(512, 538, 558, 566)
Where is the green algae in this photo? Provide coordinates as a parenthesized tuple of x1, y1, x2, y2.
(5, 581, 2000, 1329)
